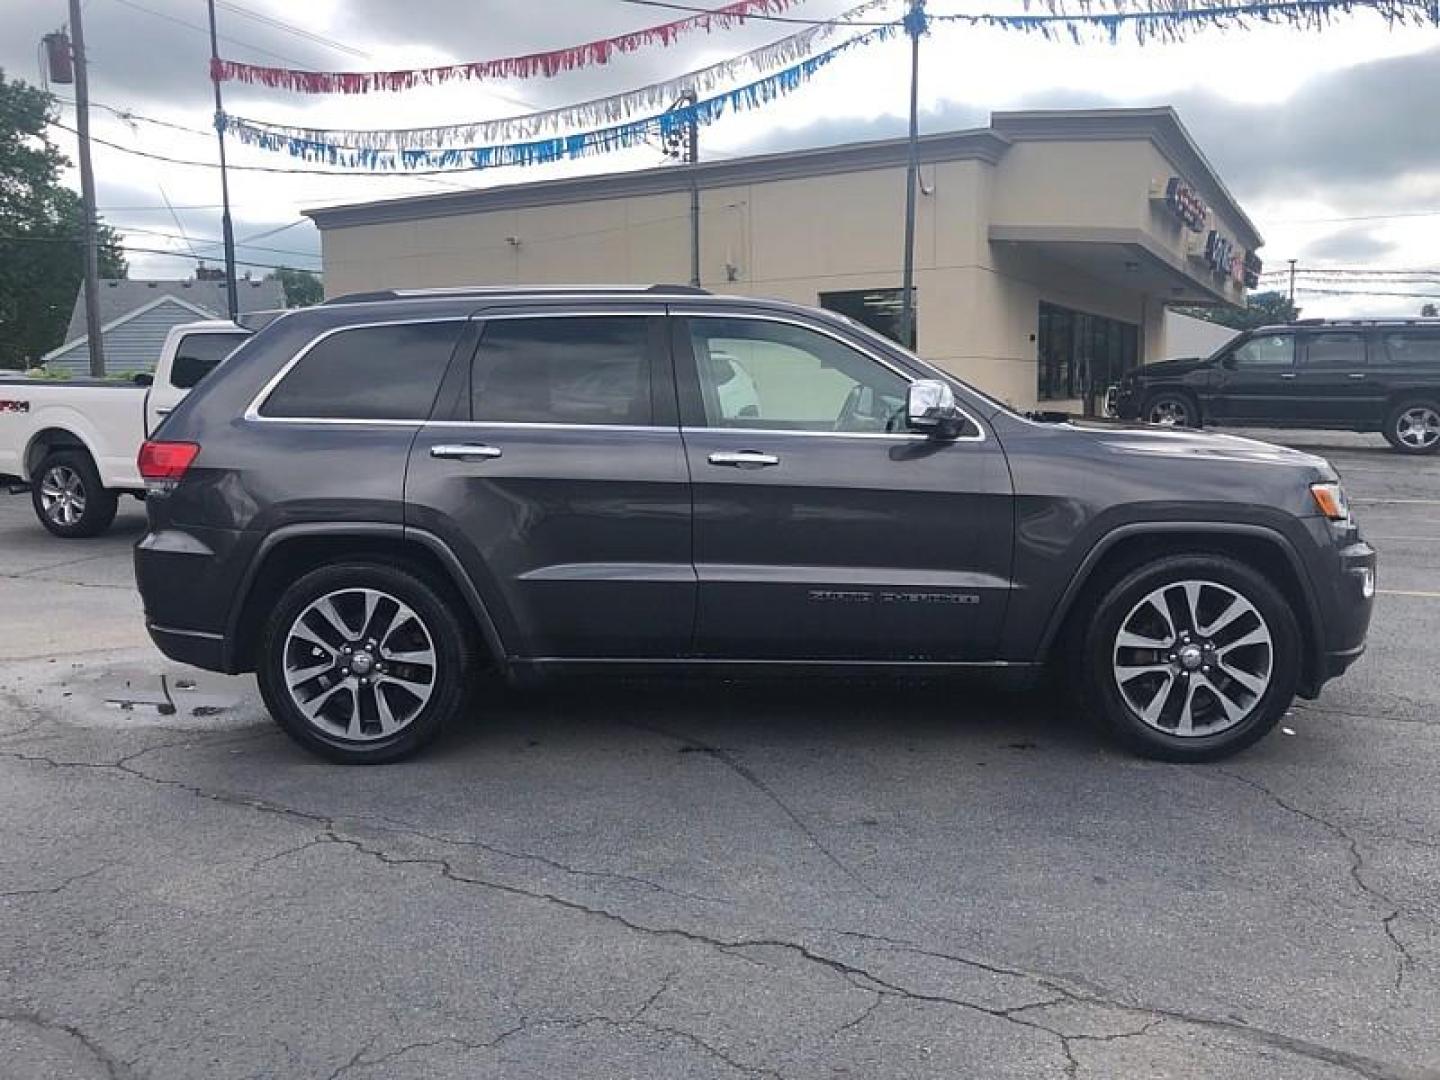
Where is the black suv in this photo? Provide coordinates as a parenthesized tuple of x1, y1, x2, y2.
(134, 287, 1375, 764)
(1109, 318, 1440, 453)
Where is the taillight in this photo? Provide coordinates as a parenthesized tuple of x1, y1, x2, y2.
(138, 440, 200, 481)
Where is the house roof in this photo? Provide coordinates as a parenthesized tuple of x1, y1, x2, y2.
(61, 278, 284, 344)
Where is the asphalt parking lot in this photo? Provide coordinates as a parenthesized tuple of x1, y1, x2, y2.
(2, 429, 1438, 1080)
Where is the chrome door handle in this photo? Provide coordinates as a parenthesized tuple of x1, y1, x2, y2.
(154, 407, 173, 416)
(1278, 372, 1297, 380)
(430, 443, 502, 461)
(708, 450, 779, 468)
(1348, 372, 1366, 379)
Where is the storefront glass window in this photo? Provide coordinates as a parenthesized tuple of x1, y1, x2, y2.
(1037, 302, 1140, 409)
(818, 288, 913, 349)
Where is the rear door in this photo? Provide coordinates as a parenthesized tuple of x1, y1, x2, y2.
(1211, 332, 1296, 422)
(673, 309, 1013, 661)
(1292, 329, 1373, 426)
(406, 306, 694, 660)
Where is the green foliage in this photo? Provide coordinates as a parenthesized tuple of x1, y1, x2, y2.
(0, 69, 127, 370)
(1174, 291, 1300, 331)
(1422, 303, 1438, 318)
(268, 267, 323, 308)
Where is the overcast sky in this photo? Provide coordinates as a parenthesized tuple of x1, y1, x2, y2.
(2, 0, 1438, 318)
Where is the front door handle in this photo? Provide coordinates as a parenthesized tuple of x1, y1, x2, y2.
(708, 450, 779, 468)
(1278, 372, 1297, 380)
(1348, 372, 1366, 380)
(430, 443, 502, 461)
(154, 406, 173, 417)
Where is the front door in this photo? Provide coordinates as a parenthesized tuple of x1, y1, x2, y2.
(1211, 331, 1297, 422)
(407, 308, 695, 659)
(673, 311, 1014, 661)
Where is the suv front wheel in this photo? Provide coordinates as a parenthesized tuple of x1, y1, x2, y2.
(1078, 554, 1301, 761)
(1140, 391, 1200, 429)
(257, 562, 473, 764)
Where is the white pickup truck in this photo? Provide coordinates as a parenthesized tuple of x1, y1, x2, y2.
(0, 320, 253, 537)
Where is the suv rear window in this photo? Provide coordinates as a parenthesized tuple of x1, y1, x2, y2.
(471, 316, 651, 426)
(260, 321, 462, 420)
(1303, 332, 1366, 368)
(171, 332, 245, 389)
(1382, 332, 1440, 367)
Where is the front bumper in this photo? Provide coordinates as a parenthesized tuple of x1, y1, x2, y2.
(1105, 383, 1140, 420)
(1297, 524, 1377, 697)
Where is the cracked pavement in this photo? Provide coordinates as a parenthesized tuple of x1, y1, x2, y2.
(2, 430, 1439, 1079)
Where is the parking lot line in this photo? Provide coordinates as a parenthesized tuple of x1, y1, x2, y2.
(1378, 588, 1440, 599)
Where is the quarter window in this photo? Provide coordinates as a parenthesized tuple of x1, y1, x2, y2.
(471, 316, 652, 426)
(688, 317, 910, 433)
(261, 321, 461, 420)
(1382, 332, 1440, 367)
(1303, 332, 1365, 369)
(1230, 334, 1294, 369)
(170, 332, 246, 390)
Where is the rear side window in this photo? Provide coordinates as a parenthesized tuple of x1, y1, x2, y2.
(1382, 332, 1440, 367)
(471, 316, 651, 425)
(1303, 332, 1365, 369)
(260, 321, 461, 420)
(170, 332, 246, 389)
(1230, 334, 1294, 369)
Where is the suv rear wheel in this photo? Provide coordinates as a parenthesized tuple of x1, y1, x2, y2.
(1382, 399, 1440, 455)
(1078, 554, 1300, 761)
(1140, 391, 1200, 429)
(31, 449, 118, 538)
(257, 562, 473, 764)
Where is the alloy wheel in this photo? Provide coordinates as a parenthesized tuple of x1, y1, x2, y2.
(1395, 406, 1440, 450)
(1146, 399, 1190, 427)
(282, 588, 437, 742)
(38, 465, 86, 527)
(1112, 579, 1273, 737)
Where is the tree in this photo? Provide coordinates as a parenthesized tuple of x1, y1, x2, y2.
(1422, 303, 1437, 318)
(0, 69, 126, 369)
(1174, 290, 1300, 331)
(268, 267, 323, 308)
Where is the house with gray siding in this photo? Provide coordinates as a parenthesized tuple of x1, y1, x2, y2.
(41, 278, 284, 375)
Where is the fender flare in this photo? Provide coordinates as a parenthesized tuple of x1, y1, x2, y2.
(1035, 520, 1324, 661)
(222, 521, 508, 673)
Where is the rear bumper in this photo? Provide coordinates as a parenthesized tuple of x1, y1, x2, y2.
(134, 522, 250, 673)
(146, 622, 228, 671)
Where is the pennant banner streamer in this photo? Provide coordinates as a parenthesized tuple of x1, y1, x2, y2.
(210, 0, 812, 93)
(224, 0, 894, 151)
(222, 26, 898, 170)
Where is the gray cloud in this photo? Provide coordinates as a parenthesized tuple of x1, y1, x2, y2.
(1301, 225, 1397, 262)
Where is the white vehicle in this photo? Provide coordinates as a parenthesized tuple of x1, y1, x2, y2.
(0, 320, 253, 537)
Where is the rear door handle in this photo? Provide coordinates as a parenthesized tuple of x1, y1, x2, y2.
(154, 406, 173, 416)
(708, 450, 779, 468)
(1348, 372, 1366, 379)
(1278, 372, 1297, 380)
(430, 443, 502, 461)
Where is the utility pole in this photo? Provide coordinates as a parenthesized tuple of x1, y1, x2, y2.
(666, 92, 701, 287)
(1287, 258, 1297, 303)
(67, 0, 105, 377)
(898, 0, 927, 351)
(205, 0, 239, 321)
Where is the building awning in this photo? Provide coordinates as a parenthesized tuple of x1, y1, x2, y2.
(988, 225, 1236, 307)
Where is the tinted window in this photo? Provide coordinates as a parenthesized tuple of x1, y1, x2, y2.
(1303, 332, 1365, 369)
(261, 321, 461, 420)
(1230, 334, 1294, 369)
(170, 332, 246, 390)
(689, 317, 911, 433)
(819, 288, 912, 349)
(1383, 332, 1440, 367)
(472, 316, 651, 425)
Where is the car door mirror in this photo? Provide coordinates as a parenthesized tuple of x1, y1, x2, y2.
(907, 379, 964, 437)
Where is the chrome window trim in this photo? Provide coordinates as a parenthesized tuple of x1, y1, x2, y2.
(684, 426, 930, 441)
(243, 317, 468, 424)
(676, 309, 986, 443)
(422, 420, 675, 434)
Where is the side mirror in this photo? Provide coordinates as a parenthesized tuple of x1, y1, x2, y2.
(907, 379, 964, 437)
(133, 372, 154, 387)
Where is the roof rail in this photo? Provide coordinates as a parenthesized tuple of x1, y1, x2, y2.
(324, 283, 712, 305)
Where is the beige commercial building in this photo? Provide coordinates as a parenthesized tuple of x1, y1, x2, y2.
(307, 107, 1262, 414)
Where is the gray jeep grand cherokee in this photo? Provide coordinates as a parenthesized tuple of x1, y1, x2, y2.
(133, 286, 1376, 764)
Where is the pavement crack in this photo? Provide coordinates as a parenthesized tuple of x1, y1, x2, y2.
(0, 862, 108, 899)
(1214, 768, 1415, 994)
(0, 1009, 131, 1080)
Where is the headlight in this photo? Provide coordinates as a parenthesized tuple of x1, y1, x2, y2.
(1310, 481, 1350, 521)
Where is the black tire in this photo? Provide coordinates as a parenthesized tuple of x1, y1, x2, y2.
(1076, 554, 1301, 762)
(1139, 391, 1201, 429)
(30, 449, 118, 538)
(1382, 399, 1440, 455)
(257, 562, 474, 764)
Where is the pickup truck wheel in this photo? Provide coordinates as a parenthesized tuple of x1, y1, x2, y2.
(31, 450, 118, 538)
(1140, 392, 1200, 429)
(1382, 400, 1440, 454)
(1079, 554, 1300, 762)
(257, 562, 472, 764)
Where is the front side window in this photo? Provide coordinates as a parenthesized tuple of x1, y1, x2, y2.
(1303, 332, 1365, 369)
(261, 321, 461, 420)
(1230, 334, 1294, 369)
(170, 332, 246, 389)
(1382, 332, 1440, 367)
(471, 316, 651, 425)
(689, 317, 910, 433)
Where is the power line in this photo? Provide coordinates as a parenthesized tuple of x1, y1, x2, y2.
(618, 0, 901, 26)
(1267, 209, 1440, 224)
(107, 0, 316, 67)
(211, 0, 370, 58)
(1, 226, 320, 262)
(55, 97, 215, 140)
(1259, 266, 1440, 277)
(1294, 286, 1440, 300)
(0, 235, 321, 273)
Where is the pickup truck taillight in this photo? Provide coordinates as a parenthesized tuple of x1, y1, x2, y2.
(138, 440, 199, 481)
